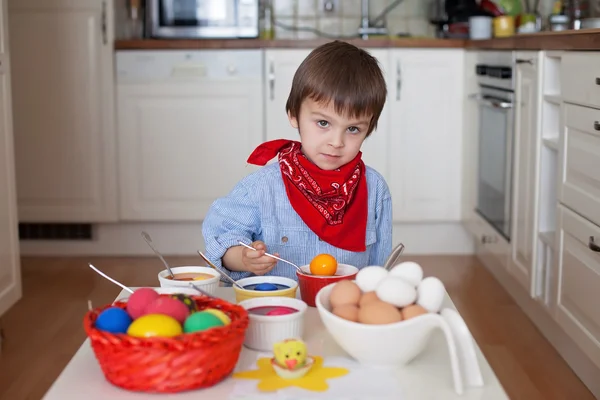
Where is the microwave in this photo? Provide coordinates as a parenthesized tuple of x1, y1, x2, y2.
(146, 0, 259, 39)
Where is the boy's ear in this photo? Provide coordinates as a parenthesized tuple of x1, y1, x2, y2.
(287, 111, 299, 129)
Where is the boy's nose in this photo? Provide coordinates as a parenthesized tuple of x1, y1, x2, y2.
(328, 132, 344, 148)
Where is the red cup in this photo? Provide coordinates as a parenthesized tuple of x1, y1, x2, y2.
(297, 264, 359, 307)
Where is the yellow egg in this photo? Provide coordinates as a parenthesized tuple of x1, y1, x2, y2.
(202, 308, 231, 325)
(127, 314, 183, 338)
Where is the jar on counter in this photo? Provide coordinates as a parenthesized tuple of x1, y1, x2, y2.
(548, 14, 570, 30)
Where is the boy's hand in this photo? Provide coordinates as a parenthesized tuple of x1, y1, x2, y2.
(242, 241, 278, 275)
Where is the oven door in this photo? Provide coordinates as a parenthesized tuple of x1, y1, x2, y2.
(473, 86, 515, 241)
(149, 0, 258, 38)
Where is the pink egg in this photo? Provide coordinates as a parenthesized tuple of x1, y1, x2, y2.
(265, 306, 297, 316)
(126, 288, 160, 319)
(144, 297, 190, 324)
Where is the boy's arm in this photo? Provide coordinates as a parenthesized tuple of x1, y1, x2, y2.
(369, 194, 393, 266)
(202, 182, 259, 280)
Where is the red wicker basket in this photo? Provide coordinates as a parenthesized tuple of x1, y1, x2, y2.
(83, 295, 249, 393)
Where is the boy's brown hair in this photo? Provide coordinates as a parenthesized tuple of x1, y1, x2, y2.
(285, 40, 387, 136)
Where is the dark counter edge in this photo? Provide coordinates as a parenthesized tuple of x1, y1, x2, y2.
(114, 29, 600, 51)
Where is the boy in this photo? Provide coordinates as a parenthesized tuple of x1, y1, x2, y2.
(202, 40, 392, 281)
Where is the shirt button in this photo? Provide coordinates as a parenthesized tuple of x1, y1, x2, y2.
(318, 237, 323, 241)
(281, 236, 288, 243)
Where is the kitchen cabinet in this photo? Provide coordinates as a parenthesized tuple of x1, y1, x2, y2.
(263, 48, 391, 187)
(388, 49, 464, 222)
(8, 0, 117, 222)
(554, 205, 600, 370)
(509, 51, 542, 295)
(0, 0, 22, 318)
(116, 50, 264, 221)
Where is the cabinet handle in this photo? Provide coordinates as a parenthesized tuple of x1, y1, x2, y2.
(396, 60, 402, 101)
(101, 1, 107, 45)
(590, 236, 600, 252)
(268, 60, 275, 101)
(595, 121, 600, 131)
(515, 58, 533, 65)
(481, 235, 497, 244)
(596, 77, 600, 85)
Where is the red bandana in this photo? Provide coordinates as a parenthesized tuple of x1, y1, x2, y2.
(247, 139, 367, 252)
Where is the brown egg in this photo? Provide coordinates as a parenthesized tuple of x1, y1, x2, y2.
(329, 280, 362, 309)
(359, 291, 380, 307)
(401, 304, 428, 320)
(332, 304, 360, 322)
(358, 301, 403, 325)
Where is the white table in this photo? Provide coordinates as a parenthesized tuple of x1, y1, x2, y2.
(43, 288, 509, 400)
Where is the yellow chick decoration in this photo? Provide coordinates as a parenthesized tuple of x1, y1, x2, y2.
(273, 339, 307, 370)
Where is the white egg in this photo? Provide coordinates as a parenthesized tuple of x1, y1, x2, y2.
(389, 261, 424, 287)
(355, 266, 389, 293)
(375, 276, 417, 308)
(416, 277, 445, 313)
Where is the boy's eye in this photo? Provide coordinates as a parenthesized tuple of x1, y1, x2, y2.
(317, 120, 329, 128)
(348, 126, 360, 133)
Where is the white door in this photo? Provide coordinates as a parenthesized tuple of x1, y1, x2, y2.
(510, 52, 541, 295)
(8, 0, 117, 222)
(0, 0, 23, 317)
(116, 50, 264, 221)
(388, 49, 464, 222)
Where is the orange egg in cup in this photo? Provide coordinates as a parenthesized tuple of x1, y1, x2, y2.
(297, 260, 359, 307)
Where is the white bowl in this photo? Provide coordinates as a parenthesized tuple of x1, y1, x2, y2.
(238, 296, 307, 352)
(157, 266, 220, 295)
(315, 281, 450, 367)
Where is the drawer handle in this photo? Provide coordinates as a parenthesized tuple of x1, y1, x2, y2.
(481, 235, 497, 244)
(590, 236, 600, 252)
(596, 77, 600, 85)
(595, 121, 600, 131)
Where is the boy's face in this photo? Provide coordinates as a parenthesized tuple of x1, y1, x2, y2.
(288, 98, 370, 171)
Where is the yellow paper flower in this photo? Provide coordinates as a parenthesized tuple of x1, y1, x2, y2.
(233, 356, 349, 392)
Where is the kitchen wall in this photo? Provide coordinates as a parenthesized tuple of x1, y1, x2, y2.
(114, 0, 559, 40)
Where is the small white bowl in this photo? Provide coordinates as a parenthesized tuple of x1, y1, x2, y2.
(238, 296, 307, 352)
(157, 266, 220, 295)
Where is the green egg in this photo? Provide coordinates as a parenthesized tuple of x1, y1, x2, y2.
(183, 311, 225, 333)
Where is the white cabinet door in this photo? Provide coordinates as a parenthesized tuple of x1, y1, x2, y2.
(0, 0, 22, 317)
(388, 49, 464, 222)
(263, 48, 391, 182)
(509, 52, 541, 295)
(8, 0, 117, 222)
(117, 51, 264, 221)
(264, 49, 312, 142)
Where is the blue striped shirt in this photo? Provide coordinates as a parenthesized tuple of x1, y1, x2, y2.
(202, 162, 393, 283)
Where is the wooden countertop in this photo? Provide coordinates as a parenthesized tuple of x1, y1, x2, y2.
(114, 28, 600, 51)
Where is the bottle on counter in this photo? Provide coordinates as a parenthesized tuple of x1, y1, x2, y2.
(260, 1, 274, 39)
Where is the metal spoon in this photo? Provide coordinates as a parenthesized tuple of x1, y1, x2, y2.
(383, 243, 405, 271)
(88, 263, 134, 294)
(196, 250, 245, 290)
(141, 231, 174, 278)
(237, 241, 310, 275)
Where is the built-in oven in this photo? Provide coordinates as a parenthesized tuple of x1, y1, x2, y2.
(146, 0, 259, 39)
(471, 52, 515, 241)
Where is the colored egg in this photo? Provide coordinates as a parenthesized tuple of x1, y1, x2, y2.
(254, 282, 279, 291)
(95, 307, 132, 334)
(170, 293, 198, 312)
(144, 297, 190, 324)
(266, 306, 297, 316)
(203, 308, 231, 325)
(183, 311, 224, 333)
(127, 314, 182, 338)
(127, 288, 160, 319)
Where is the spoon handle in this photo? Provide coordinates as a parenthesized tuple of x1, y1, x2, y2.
(197, 250, 244, 289)
(141, 231, 174, 278)
(238, 241, 303, 273)
(88, 263, 134, 293)
(384, 243, 405, 271)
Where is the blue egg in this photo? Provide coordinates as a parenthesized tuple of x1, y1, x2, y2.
(254, 282, 279, 291)
(95, 307, 133, 334)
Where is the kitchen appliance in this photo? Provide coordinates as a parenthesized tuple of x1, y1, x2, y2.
(146, 0, 259, 39)
(471, 52, 515, 241)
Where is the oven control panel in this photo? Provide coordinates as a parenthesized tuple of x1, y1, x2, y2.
(475, 64, 512, 79)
